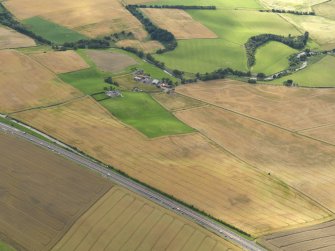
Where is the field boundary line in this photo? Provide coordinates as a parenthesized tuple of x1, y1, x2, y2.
(176, 90, 335, 149)
(296, 122, 335, 132)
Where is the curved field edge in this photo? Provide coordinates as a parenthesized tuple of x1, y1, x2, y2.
(12, 96, 332, 237)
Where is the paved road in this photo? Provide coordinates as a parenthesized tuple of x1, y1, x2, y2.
(0, 121, 267, 251)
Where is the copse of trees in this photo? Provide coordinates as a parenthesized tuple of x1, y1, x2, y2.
(126, 5, 177, 53)
(260, 9, 315, 15)
(245, 32, 309, 67)
(0, 3, 52, 45)
(129, 4, 216, 10)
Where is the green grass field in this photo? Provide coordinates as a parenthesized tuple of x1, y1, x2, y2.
(60, 49, 177, 94)
(154, 9, 301, 73)
(272, 55, 335, 87)
(23, 17, 87, 44)
(0, 241, 15, 251)
(99, 92, 194, 137)
(252, 41, 298, 75)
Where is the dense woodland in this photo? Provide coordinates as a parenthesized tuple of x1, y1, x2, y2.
(245, 32, 309, 67)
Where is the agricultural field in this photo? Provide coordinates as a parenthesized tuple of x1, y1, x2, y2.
(141, 8, 218, 39)
(0, 241, 15, 251)
(86, 50, 138, 73)
(23, 17, 87, 44)
(252, 41, 298, 75)
(299, 124, 335, 145)
(99, 92, 194, 137)
(113, 74, 158, 92)
(272, 55, 335, 87)
(176, 79, 335, 131)
(152, 92, 206, 111)
(31, 50, 89, 73)
(13, 96, 331, 236)
(259, 0, 327, 11)
(281, 13, 335, 49)
(116, 39, 164, 53)
(0, 132, 112, 251)
(53, 186, 241, 251)
(154, 9, 301, 73)
(313, 0, 335, 20)
(3, 0, 147, 39)
(175, 105, 335, 214)
(259, 219, 335, 251)
(0, 50, 81, 113)
(0, 26, 35, 50)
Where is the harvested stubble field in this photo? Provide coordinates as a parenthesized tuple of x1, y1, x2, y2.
(0, 26, 35, 50)
(314, 0, 335, 20)
(53, 186, 241, 251)
(259, 0, 326, 11)
(13, 96, 331, 236)
(176, 79, 335, 131)
(151, 92, 206, 112)
(175, 105, 335, 214)
(299, 124, 335, 145)
(31, 50, 89, 74)
(141, 8, 218, 39)
(259, 219, 335, 251)
(86, 50, 138, 73)
(0, 132, 112, 251)
(4, 0, 147, 39)
(116, 39, 164, 53)
(0, 50, 81, 113)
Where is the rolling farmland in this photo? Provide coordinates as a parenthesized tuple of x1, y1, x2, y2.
(0, 132, 112, 251)
(141, 8, 218, 39)
(116, 39, 164, 53)
(176, 79, 335, 131)
(272, 55, 335, 87)
(3, 0, 147, 39)
(155, 9, 301, 73)
(259, 219, 335, 251)
(0, 26, 35, 49)
(31, 51, 89, 74)
(13, 96, 331, 236)
(53, 186, 241, 251)
(0, 50, 81, 113)
(314, 0, 335, 20)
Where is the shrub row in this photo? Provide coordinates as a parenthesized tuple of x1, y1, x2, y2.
(129, 4, 216, 10)
(245, 32, 309, 67)
(260, 9, 315, 15)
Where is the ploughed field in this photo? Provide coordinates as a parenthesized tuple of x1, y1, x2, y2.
(0, 132, 112, 251)
(53, 186, 241, 251)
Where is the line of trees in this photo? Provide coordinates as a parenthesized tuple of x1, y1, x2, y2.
(128, 4, 216, 10)
(126, 5, 177, 53)
(0, 3, 52, 45)
(245, 32, 309, 67)
(260, 9, 315, 15)
(54, 38, 110, 50)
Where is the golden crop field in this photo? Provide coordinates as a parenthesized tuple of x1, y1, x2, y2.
(176, 80, 335, 131)
(151, 92, 207, 112)
(4, 0, 148, 39)
(0, 50, 82, 113)
(0, 26, 36, 50)
(116, 39, 164, 53)
(53, 186, 241, 251)
(299, 124, 335, 145)
(175, 105, 335, 214)
(31, 50, 89, 73)
(313, 0, 335, 20)
(0, 132, 112, 251)
(13, 97, 331, 236)
(86, 50, 137, 73)
(141, 8, 218, 39)
(259, 219, 335, 251)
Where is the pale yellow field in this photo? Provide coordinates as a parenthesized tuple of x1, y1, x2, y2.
(31, 50, 89, 73)
(116, 39, 164, 53)
(313, 0, 335, 20)
(176, 80, 335, 131)
(176, 105, 335, 215)
(0, 50, 82, 113)
(53, 186, 241, 251)
(14, 97, 331, 236)
(260, 0, 327, 11)
(0, 26, 36, 50)
(4, 0, 148, 39)
(299, 124, 335, 145)
(141, 8, 218, 39)
(152, 92, 207, 111)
